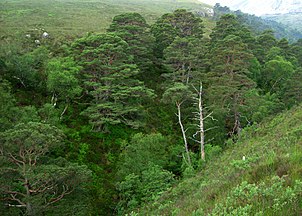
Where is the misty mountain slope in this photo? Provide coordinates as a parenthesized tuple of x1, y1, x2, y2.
(213, 4, 302, 42)
(200, 0, 302, 36)
(263, 13, 302, 33)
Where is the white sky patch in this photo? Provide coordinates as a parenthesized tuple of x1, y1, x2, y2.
(197, 0, 297, 16)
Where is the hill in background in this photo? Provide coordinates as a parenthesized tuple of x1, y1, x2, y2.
(199, 0, 302, 38)
(0, 0, 214, 40)
(1, 0, 301, 45)
(263, 13, 302, 34)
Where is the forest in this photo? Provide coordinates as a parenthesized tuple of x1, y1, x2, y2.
(1, 2, 302, 216)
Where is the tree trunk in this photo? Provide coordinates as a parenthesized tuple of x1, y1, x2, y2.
(176, 102, 191, 166)
(24, 178, 34, 216)
(233, 94, 242, 135)
(234, 111, 242, 135)
(197, 85, 205, 161)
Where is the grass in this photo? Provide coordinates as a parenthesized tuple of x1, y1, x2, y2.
(137, 105, 302, 215)
(0, 0, 214, 41)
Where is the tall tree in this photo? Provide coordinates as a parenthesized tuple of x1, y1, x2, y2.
(254, 30, 277, 64)
(72, 33, 155, 131)
(260, 56, 294, 95)
(210, 14, 241, 42)
(46, 57, 82, 118)
(163, 36, 208, 85)
(282, 67, 302, 107)
(290, 39, 302, 67)
(210, 14, 256, 48)
(0, 122, 91, 215)
(151, 9, 204, 58)
(108, 13, 154, 74)
(207, 35, 256, 135)
(162, 83, 194, 166)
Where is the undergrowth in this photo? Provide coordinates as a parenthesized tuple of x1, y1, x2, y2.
(136, 105, 302, 215)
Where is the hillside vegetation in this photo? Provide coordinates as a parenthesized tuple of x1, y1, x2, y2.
(1, 1, 302, 215)
(0, 0, 213, 39)
(137, 105, 302, 215)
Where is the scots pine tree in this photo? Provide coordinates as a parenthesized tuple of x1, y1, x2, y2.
(207, 35, 256, 135)
(163, 37, 208, 85)
(72, 33, 155, 131)
(0, 122, 91, 215)
(151, 9, 204, 58)
(108, 13, 154, 74)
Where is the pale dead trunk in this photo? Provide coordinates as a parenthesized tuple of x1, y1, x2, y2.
(197, 85, 205, 161)
(176, 102, 191, 166)
(60, 104, 69, 120)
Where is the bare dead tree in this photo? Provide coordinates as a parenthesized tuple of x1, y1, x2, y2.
(191, 83, 215, 161)
(176, 101, 192, 166)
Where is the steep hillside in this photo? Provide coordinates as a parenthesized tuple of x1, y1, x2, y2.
(0, 0, 214, 40)
(138, 105, 302, 215)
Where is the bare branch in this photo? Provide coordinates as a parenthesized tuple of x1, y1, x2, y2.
(5, 190, 26, 197)
(204, 126, 219, 133)
(6, 203, 26, 208)
(9, 194, 26, 206)
(12, 76, 26, 88)
(46, 185, 74, 207)
(203, 112, 214, 121)
(8, 153, 24, 166)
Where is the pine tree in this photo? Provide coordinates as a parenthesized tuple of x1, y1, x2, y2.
(282, 67, 302, 107)
(108, 13, 154, 74)
(151, 9, 204, 58)
(260, 56, 294, 95)
(72, 33, 155, 131)
(290, 39, 302, 67)
(254, 30, 277, 64)
(207, 35, 256, 135)
(163, 37, 207, 85)
(0, 122, 91, 215)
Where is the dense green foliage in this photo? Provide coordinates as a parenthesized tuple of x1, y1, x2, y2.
(0, 2, 302, 215)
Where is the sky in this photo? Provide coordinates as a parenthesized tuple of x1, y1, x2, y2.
(198, 0, 292, 16)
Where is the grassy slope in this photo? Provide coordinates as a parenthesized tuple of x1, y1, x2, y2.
(139, 105, 302, 215)
(0, 0, 214, 40)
